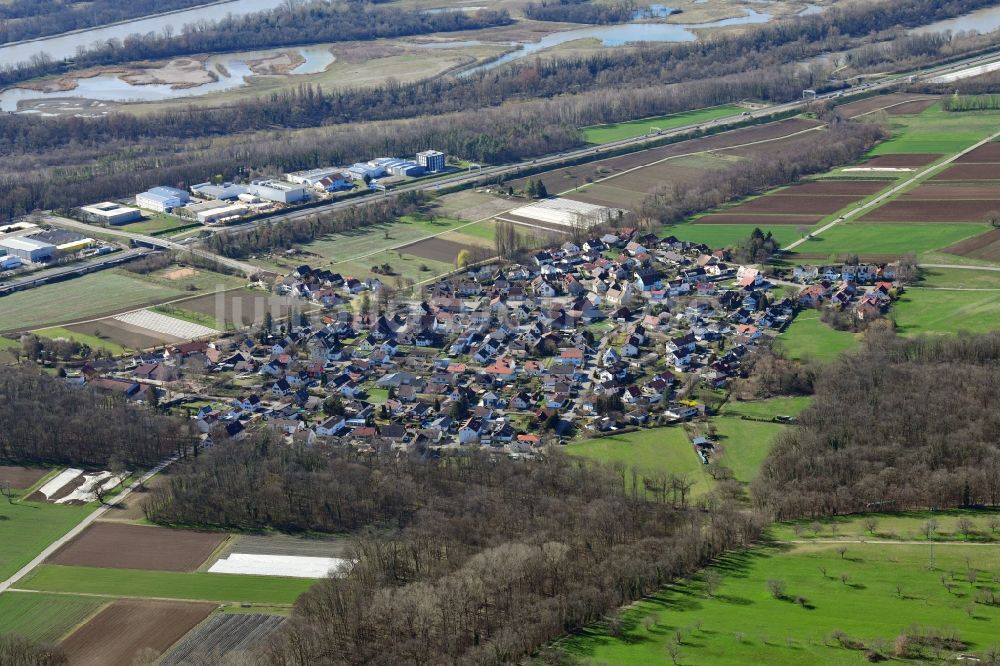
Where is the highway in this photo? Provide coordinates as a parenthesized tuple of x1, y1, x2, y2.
(0, 247, 152, 295)
(25, 45, 1000, 289)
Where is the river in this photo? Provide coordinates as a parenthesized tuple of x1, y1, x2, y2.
(912, 4, 1000, 35)
(0, 0, 289, 65)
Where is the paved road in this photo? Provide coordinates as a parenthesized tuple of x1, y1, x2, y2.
(44, 215, 260, 276)
(0, 247, 150, 294)
(0, 457, 178, 595)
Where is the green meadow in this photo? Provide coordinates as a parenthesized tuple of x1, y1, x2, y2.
(561, 537, 1000, 665)
(893, 288, 1000, 336)
(0, 592, 106, 643)
(18, 565, 313, 605)
(582, 106, 745, 144)
(775, 311, 859, 362)
(0, 499, 95, 581)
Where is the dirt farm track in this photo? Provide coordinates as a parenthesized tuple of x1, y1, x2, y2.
(47, 523, 227, 572)
(60, 599, 214, 666)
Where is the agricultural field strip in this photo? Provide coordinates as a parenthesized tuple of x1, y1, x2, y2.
(113, 308, 220, 338)
(28, 285, 249, 334)
(783, 128, 1000, 252)
(560, 97, 936, 201)
(0, 456, 177, 594)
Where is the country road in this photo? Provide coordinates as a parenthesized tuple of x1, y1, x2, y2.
(0, 457, 178, 595)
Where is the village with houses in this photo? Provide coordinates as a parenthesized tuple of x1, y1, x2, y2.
(63, 226, 904, 461)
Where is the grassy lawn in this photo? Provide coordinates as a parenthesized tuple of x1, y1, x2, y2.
(0, 591, 106, 643)
(0, 499, 95, 580)
(561, 540, 1000, 664)
(18, 565, 314, 605)
(795, 223, 987, 258)
(0, 271, 184, 332)
(33, 326, 128, 356)
(338, 250, 455, 283)
(567, 427, 712, 497)
(302, 214, 469, 263)
(771, 509, 1000, 543)
(776, 311, 859, 362)
(918, 267, 1000, 289)
(720, 396, 811, 420)
(709, 416, 785, 485)
(582, 105, 745, 144)
(893, 288, 1000, 336)
(366, 387, 390, 404)
(662, 223, 804, 250)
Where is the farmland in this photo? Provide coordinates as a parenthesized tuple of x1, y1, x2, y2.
(0, 592, 106, 644)
(0, 497, 95, 580)
(33, 326, 129, 356)
(663, 223, 802, 249)
(560, 534, 1000, 665)
(0, 271, 186, 333)
(893, 288, 1000, 336)
(160, 613, 286, 666)
(47, 523, 229, 572)
(19, 564, 314, 604)
(0, 464, 49, 490)
(791, 223, 987, 259)
(582, 105, 745, 144)
(59, 599, 215, 666)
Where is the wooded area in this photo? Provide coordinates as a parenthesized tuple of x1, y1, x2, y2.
(754, 329, 1000, 520)
(0, 366, 191, 467)
(146, 436, 763, 664)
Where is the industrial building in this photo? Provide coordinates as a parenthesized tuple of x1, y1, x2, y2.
(417, 150, 446, 172)
(28, 229, 94, 254)
(190, 182, 249, 200)
(184, 199, 249, 225)
(347, 163, 385, 181)
(0, 255, 22, 270)
(136, 186, 190, 213)
(314, 173, 352, 192)
(0, 236, 56, 263)
(247, 180, 306, 204)
(80, 201, 142, 226)
(285, 167, 349, 187)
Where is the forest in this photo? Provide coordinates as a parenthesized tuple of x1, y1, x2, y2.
(145, 435, 764, 665)
(753, 329, 1000, 520)
(0, 365, 192, 467)
(0, 0, 210, 44)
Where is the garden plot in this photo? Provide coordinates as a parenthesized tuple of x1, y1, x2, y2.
(209, 553, 350, 578)
(113, 308, 219, 339)
(34, 468, 82, 500)
(160, 613, 285, 666)
(47, 523, 228, 572)
(59, 599, 214, 666)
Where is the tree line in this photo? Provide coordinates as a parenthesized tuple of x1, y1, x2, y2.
(753, 328, 1000, 520)
(0, 365, 191, 467)
(0, 0, 211, 44)
(0, 3, 511, 85)
(145, 434, 764, 665)
(641, 118, 886, 226)
(204, 191, 427, 258)
(523, 0, 637, 25)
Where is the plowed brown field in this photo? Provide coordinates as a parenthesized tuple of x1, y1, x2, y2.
(48, 523, 227, 572)
(728, 194, 859, 215)
(861, 200, 1000, 223)
(859, 154, 941, 168)
(0, 465, 48, 489)
(694, 213, 823, 225)
(942, 228, 1000, 262)
(885, 99, 938, 115)
(932, 163, 1000, 181)
(60, 599, 214, 666)
(955, 142, 1000, 163)
(902, 184, 1000, 199)
(778, 181, 888, 196)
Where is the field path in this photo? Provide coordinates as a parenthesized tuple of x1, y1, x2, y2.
(791, 539, 1000, 546)
(0, 457, 177, 595)
(918, 263, 1000, 273)
(784, 129, 1000, 252)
